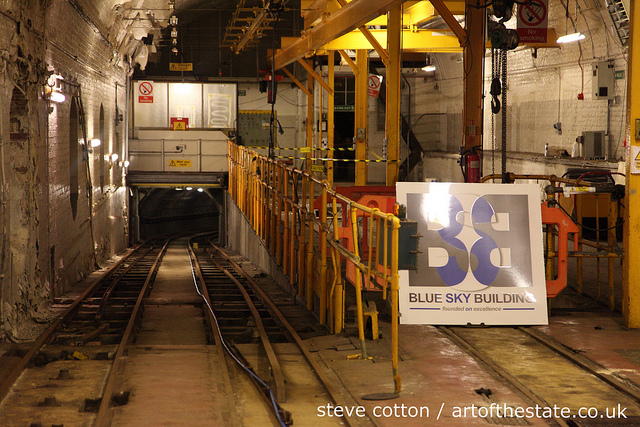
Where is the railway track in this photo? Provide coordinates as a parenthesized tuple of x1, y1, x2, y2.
(440, 325, 640, 426)
(0, 233, 367, 426)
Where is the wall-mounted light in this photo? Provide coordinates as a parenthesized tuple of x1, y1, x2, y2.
(50, 91, 66, 103)
(169, 15, 178, 26)
(90, 139, 101, 148)
(557, 32, 585, 43)
(422, 54, 436, 73)
(108, 153, 119, 168)
(123, 160, 130, 168)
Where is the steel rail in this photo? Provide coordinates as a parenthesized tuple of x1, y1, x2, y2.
(438, 326, 571, 427)
(94, 239, 171, 427)
(94, 245, 156, 323)
(0, 242, 144, 403)
(187, 238, 290, 426)
(205, 250, 287, 403)
(186, 238, 242, 427)
(518, 327, 640, 404)
(208, 241, 371, 427)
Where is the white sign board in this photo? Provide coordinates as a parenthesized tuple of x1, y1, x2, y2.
(396, 182, 548, 325)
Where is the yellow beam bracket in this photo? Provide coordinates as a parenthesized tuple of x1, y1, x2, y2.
(281, 67, 312, 97)
(336, 0, 389, 66)
(429, 0, 466, 45)
(338, 50, 358, 74)
(298, 58, 334, 94)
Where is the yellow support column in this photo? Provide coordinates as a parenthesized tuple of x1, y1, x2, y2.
(355, 49, 368, 185)
(328, 53, 335, 185)
(386, 5, 401, 186)
(307, 59, 314, 172)
(463, 0, 485, 154)
(624, 1, 640, 327)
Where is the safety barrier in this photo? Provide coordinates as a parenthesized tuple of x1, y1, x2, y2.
(228, 141, 402, 393)
(482, 173, 624, 310)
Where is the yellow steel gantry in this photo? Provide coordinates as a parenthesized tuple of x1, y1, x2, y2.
(624, 2, 639, 328)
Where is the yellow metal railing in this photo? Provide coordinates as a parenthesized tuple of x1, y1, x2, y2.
(228, 142, 402, 393)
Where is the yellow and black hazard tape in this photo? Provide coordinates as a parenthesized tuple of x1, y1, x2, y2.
(243, 146, 355, 152)
(273, 156, 387, 163)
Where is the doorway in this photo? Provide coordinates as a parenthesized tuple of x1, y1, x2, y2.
(333, 111, 355, 182)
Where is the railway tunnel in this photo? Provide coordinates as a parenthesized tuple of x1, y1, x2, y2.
(3, 0, 640, 426)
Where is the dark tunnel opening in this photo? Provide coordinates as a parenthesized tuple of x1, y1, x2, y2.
(134, 187, 223, 240)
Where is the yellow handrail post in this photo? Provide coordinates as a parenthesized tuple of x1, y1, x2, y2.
(390, 215, 401, 394)
(332, 197, 344, 333)
(320, 182, 329, 325)
(270, 161, 277, 254)
(608, 198, 617, 310)
(307, 178, 315, 311)
(283, 169, 290, 278)
(276, 165, 283, 266)
(366, 209, 379, 292)
(300, 174, 308, 299)
(350, 206, 368, 359)
(577, 195, 584, 294)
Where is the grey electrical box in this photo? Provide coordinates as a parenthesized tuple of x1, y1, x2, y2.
(592, 61, 615, 100)
(237, 110, 273, 146)
(581, 131, 607, 159)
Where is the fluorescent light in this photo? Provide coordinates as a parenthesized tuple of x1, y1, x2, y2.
(90, 139, 101, 148)
(557, 32, 585, 43)
(422, 65, 436, 72)
(50, 91, 66, 103)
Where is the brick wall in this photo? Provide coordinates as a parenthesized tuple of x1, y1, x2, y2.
(0, 0, 131, 337)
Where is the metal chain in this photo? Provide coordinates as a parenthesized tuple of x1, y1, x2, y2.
(501, 49, 507, 178)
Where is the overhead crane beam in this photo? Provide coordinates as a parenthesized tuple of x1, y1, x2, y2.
(624, 1, 640, 328)
(273, 0, 405, 70)
(318, 29, 461, 52)
(302, 0, 465, 28)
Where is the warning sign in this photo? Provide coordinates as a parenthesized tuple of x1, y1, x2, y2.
(517, 0, 548, 43)
(168, 159, 192, 167)
(138, 81, 154, 104)
(170, 117, 189, 130)
(368, 75, 383, 98)
(631, 147, 640, 174)
(169, 63, 193, 72)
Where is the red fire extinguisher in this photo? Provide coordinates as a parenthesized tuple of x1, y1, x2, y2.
(466, 148, 481, 183)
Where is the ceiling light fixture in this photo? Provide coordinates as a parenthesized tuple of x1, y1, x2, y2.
(557, 32, 585, 43)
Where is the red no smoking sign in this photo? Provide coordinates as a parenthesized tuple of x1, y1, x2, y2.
(368, 75, 382, 98)
(518, 0, 547, 26)
(138, 81, 154, 103)
(517, 0, 548, 43)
